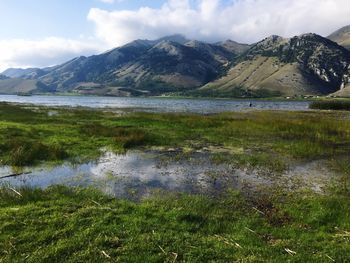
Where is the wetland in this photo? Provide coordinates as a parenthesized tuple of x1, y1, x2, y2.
(0, 100, 349, 262)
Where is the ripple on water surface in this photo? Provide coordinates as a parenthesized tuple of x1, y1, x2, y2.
(0, 95, 311, 113)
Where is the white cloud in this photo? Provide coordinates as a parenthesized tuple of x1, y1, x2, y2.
(0, 37, 104, 72)
(1, 0, 350, 71)
(88, 0, 350, 46)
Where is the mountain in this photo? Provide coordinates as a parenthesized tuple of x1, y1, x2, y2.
(328, 25, 350, 50)
(216, 40, 251, 54)
(200, 33, 350, 97)
(4, 36, 241, 96)
(1, 68, 50, 78)
(156, 34, 190, 45)
(128, 34, 190, 47)
(2, 68, 36, 78)
(109, 40, 237, 93)
(2, 31, 350, 98)
(0, 78, 52, 94)
(31, 41, 156, 92)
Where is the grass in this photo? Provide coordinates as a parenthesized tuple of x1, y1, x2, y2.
(1, 102, 350, 262)
(0, 103, 350, 170)
(310, 100, 350, 111)
(0, 186, 349, 262)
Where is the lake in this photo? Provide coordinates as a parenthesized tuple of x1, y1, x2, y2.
(0, 95, 310, 113)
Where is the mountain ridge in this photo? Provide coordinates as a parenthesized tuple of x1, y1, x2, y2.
(1, 35, 247, 96)
(328, 25, 350, 50)
(2, 27, 350, 97)
(200, 32, 350, 97)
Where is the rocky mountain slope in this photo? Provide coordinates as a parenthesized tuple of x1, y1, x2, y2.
(200, 33, 350, 97)
(328, 25, 350, 50)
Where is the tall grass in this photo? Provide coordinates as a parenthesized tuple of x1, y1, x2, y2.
(310, 100, 350, 111)
(0, 138, 67, 166)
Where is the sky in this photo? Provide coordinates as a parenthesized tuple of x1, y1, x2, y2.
(0, 0, 350, 71)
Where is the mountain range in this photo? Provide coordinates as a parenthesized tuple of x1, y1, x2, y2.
(1, 26, 350, 98)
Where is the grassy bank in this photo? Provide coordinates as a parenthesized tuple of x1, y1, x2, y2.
(0, 186, 349, 262)
(0, 103, 350, 169)
(310, 100, 350, 111)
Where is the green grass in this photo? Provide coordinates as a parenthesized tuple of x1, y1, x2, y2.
(0, 103, 350, 169)
(310, 100, 350, 111)
(1, 103, 350, 262)
(0, 186, 349, 262)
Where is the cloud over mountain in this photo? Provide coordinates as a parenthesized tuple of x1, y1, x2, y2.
(0, 37, 104, 71)
(88, 0, 350, 46)
(1, 0, 350, 71)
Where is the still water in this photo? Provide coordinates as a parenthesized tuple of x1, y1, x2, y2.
(0, 151, 329, 199)
(0, 95, 310, 113)
(0, 151, 248, 199)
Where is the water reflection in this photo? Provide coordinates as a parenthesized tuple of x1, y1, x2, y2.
(1, 151, 274, 199)
(0, 150, 331, 199)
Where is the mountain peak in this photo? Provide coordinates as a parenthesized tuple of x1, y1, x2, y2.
(328, 25, 350, 50)
(184, 40, 207, 48)
(247, 35, 286, 55)
(151, 40, 184, 56)
(300, 32, 317, 36)
(263, 35, 285, 43)
(221, 39, 244, 45)
(297, 33, 333, 42)
(328, 25, 350, 37)
(124, 39, 153, 48)
(157, 34, 189, 45)
(1, 68, 42, 78)
(217, 40, 250, 54)
(252, 35, 286, 49)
